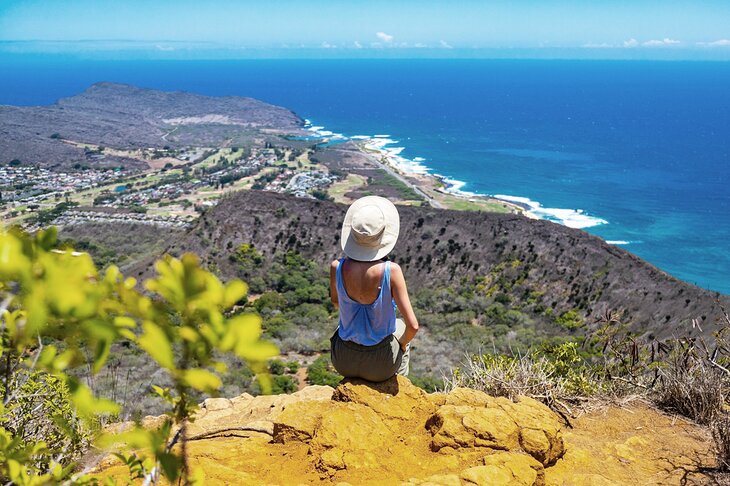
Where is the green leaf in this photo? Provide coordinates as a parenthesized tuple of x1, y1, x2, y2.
(182, 369, 222, 393)
(7, 459, 21, 482)
(223, 280, 248, 308)
(151, 385, 176, 406)
(138, 321, 175, 370)
(67, 378, 120, 418)
(113, 316, 137, 329)
(92, 339, 111, 374)
(237, 341, 279, 362)
(157, 452, 181, 483)
(179, 326, 199, 342)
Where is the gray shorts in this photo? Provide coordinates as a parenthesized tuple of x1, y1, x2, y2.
(330, 318, 411, 382)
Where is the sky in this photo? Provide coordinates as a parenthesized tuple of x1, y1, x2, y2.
(1, 0, 729, 59)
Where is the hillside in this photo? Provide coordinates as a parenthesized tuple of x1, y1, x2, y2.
(95, 376, 715, 485)
(161, 190, 728, 342)
(0, 82, 303, 170)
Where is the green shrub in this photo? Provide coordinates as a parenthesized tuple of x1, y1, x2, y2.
(0, 227, 277, 484)
(445, 340, 601, 405)
(410, 375, 444, 393)
(307, 355, 342, 387)
(286, 361, 300, 373)
(555, 310, 583, 330)
(270, 375, 297, 395)
(268, 359, 286, 375)
(0, 372, 91, 470)
(254, 291, 287, 313)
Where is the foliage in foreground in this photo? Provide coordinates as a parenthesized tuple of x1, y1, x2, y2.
(0, 227, 277, 484)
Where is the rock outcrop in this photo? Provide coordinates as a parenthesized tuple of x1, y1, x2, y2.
(96, 377, 714, 485)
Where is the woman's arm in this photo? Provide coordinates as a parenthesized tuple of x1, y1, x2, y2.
(390, 263, 419, 350)
(329, 259, 339, 308)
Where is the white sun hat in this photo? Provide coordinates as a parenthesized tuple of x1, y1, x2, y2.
(341, 195, 400, 262)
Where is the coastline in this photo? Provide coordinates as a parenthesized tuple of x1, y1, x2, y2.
(358, 138, 531, 215)
(304, 121, 616, 230)
(306, 122, 568, 219)
(305, 122, 529, 215)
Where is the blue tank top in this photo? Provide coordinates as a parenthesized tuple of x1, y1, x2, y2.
(336, 258, 397, 346)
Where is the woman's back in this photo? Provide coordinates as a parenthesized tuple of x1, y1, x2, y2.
(335, 258, 397, 346)
(329, 195, 418, 382)
(339, 259, 385, 305)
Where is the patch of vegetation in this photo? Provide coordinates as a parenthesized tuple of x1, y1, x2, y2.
(27, 201, 79, 225)
(59, 238, 120, 268)
(367, 170, 421, 200)
(270, 375, 297, 394)
(268, 359, 286, 375)
(239, 251, 335, 352)
(307, 355, 343, 387)
(0, 227, 276, 484)
(311, 189, 333, 201)
(555, 310, 583, 330)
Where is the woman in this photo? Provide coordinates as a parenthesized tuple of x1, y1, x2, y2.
(329, 195, 419, 382)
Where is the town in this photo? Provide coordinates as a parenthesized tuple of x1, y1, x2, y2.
(1, 142, 340, 231)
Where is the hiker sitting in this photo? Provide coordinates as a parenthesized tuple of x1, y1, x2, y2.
(329, 196, 419, 382)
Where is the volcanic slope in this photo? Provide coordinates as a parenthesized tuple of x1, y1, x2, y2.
(0, 83, 303, 170)
(154, 190, 728, 342)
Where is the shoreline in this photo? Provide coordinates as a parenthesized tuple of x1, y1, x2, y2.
(357, 138, 532, 215)
(303, 121, 528, 215)
(305, 122, 534, 216)
(305, 121, 613, 229)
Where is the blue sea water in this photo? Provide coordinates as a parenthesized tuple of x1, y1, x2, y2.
(0, 57, 728, 294)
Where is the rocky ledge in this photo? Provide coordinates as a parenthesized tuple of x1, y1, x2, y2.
(97, 376, 713, 485)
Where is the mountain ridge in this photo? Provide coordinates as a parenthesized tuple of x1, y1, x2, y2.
(136, 189, 728, 342)
(0, 82, 303, 170)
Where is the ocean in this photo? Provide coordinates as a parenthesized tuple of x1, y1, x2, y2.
(1, 57, 728, 294)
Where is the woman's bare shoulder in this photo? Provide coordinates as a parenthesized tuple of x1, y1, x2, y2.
(330, 259, 340, 270)
(389, 261, 404, 278)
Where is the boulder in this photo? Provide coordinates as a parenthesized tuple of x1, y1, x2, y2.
(426, 405, 521, 452)
(481, 452, 545, 485)
(332, 375, 437, 422)
(493, 396, 565, 466)
(460, 451, 545, 485)
(187, 384, 334, 439)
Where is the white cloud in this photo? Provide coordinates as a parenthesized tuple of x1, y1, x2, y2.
(414, 43, 428, 48)
(623, 38, 639, 48)
(439, 40, 453, 49)
(376, 31, 394, 43)
(353, 41, 362, 49)
(582, 42, 613, 48)
(642, 38, 680, 47)
(697, 39, 730, 47)
(155, 44, 175, 51)
(320, 41, 335, 49)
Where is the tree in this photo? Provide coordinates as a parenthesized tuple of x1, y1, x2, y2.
(0, 227, 277, 484)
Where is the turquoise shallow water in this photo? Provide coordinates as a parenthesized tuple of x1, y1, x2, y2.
(0, 57, 728, 294)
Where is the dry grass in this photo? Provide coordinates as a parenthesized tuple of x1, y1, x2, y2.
(443, 352, 565, 401)
(656, 350, 727, 426)
(443, 347, 650, 423)
(713, 415, 730, 472)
